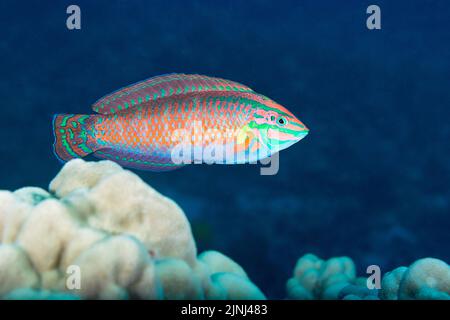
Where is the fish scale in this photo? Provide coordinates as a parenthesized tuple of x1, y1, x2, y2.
(94, 94, 248, 154)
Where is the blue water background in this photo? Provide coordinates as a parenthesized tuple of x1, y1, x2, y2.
(0, 0, 449, 298)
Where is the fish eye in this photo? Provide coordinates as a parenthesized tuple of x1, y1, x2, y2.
(277, 116, 287, 126)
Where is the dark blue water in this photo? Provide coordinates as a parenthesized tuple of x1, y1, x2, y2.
(1, 0, 449, 298)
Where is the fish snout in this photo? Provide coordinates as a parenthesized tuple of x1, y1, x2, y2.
(289, 117, 309, 141)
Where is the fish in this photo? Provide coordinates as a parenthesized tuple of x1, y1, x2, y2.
(52, 73, 309, 171)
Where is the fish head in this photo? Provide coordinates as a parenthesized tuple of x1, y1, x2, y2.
(251, 96, 309, 154)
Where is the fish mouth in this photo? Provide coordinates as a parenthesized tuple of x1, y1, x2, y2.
(266, 128, 309, 149)
(295, 128, 309, 140)
(269, 127, 309, 140)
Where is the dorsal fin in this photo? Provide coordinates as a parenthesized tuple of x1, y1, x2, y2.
(92, 73, 254, 115)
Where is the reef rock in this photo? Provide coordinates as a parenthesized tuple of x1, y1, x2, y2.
(49, 159, 197, 265)
(0, 159, 264, 300)
(286, 254, 358, 300)
(287, 254, 450, 300)
(381, 258, 450, 300)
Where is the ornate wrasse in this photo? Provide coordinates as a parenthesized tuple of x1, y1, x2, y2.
(52, 74, 309, 171)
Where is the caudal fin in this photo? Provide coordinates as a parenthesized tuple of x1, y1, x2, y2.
(52, 114, 97, 162)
